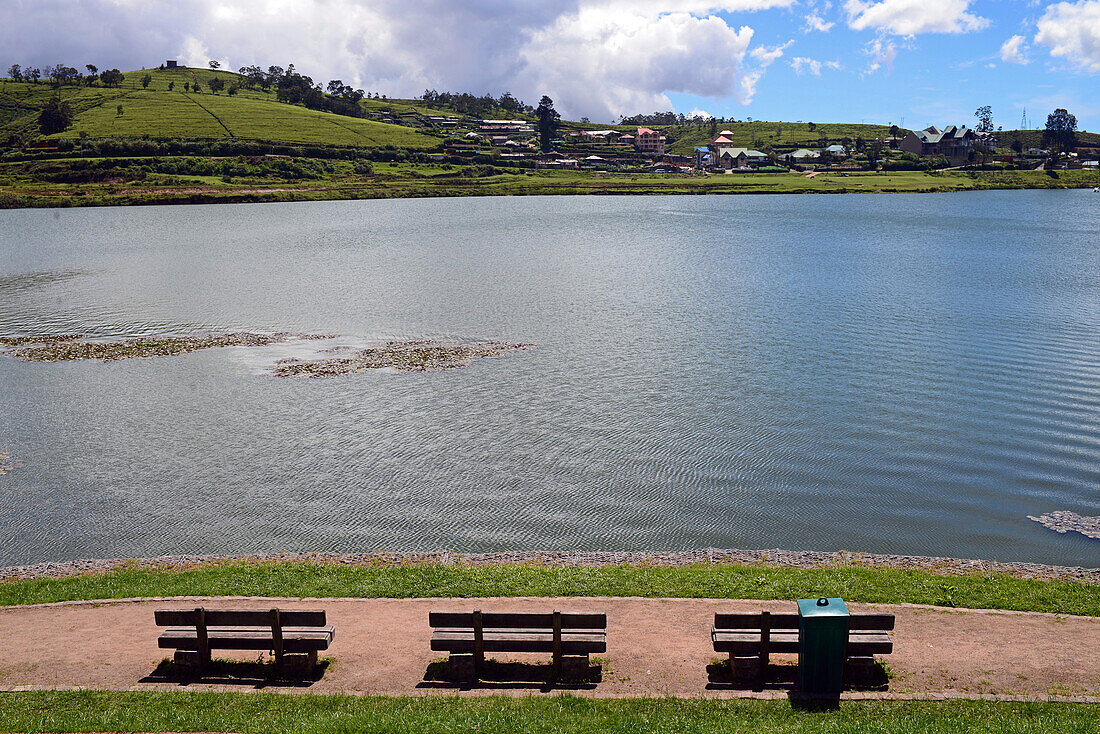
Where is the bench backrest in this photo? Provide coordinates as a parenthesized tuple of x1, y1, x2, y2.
(429, 611, 606, 630)
(714, 612, 894, 631)
(155, 608, 328, 628)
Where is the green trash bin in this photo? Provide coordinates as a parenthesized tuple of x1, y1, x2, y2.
(798, 597, 849, 695)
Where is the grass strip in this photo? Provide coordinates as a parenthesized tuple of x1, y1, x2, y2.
(2, 561, 1096, 615)
(0, 690, 1095, 733)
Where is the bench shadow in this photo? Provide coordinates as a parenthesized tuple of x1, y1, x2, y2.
(140, 657, 329, 689)
(705, 660, 798, 691)
(417, 659, 602, 691)
(705, 659, 889, 693)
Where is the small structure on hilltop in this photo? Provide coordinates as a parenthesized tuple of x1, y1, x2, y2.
(899, 125, 976, 163)
(165, 60, 178, 69)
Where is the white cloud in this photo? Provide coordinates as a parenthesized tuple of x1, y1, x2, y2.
(736, 40, 792, 102)
(844, 0, 989, 35)
(0, 0, 805, 122)
(1000, 35, 1031, 65)
(791, 56, 842, 75)
(1034, 1, 1100, 72)
(804, 12, 835, 32)
(862, 35, 899, 74)
(688, 107, 714, 118)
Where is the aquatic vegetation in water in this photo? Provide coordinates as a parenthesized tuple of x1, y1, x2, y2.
(0, 334, 84, 347)
(269, 340, 534, 377)
(1028, 511, 1100, 540)
(0, 332, 332, 362)
(0, 452, 22, 476)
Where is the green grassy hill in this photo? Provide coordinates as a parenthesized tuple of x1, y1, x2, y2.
(0, 68, 441, 149)
(663, 121, 897, 155)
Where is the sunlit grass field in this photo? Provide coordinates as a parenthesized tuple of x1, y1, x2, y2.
(0, 71, 441, 148)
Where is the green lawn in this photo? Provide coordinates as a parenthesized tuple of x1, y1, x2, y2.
(0, 691, 1095, 733)
(2, 560, 1096, 615)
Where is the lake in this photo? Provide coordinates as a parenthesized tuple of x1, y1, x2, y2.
(1, 191, 1098, 567)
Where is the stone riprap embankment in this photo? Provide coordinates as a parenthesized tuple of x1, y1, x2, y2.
(2, 549, 1095, 583)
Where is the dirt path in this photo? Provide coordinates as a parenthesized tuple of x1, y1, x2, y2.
(1, 597, 1096, 699)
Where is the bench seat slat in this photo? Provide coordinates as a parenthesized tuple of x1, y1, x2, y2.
(429, 611, 606, 630)
(159, 626, 334, 652)
(713, 613, 894, 632)
(155, 609, 327, 628)
(712, 630, 892, 655)
(431, 634, 605, 655)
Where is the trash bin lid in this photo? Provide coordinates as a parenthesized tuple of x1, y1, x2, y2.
(797, 597, 849, 617)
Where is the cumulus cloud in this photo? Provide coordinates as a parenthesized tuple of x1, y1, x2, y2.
(844, 0, 989, 35)
(790, 56, 842, 75)
(804, 12, 835, 33)
(0, 0, 805, 122)
(1034, 0, 1100, 72)
(1000, 35, 1031, 65)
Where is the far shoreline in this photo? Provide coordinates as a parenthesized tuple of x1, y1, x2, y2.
(3, 167, 1098, 210)
(4, 548, 1096, 583)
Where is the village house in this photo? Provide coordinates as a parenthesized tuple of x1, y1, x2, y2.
(783, 148, 820, 163)
(704, 130, 767, 170)
(899, 125, 976, 163)
(635, 127, 666, 154)
(478, 119, 535, 135)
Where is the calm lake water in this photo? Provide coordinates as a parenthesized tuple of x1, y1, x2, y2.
(1, 192, 1098, 567)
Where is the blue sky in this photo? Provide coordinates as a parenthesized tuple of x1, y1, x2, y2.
(2, 1, 1098, 130)
(666, 1, 1099, 131)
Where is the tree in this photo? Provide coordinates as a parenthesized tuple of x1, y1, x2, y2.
(84, 64, 98, 85)
(116, 104, 123, 116)
(227, 84, 238, 96)
(807, 121, 816, 133)
(168, 81, 174, 91)
(7, 64, 20, 81)
(38, 96, 74, 133)
(99, 68, 124, 87)
(536, 95, 559, 153)
(867, 139, 884, 169)
(889, 124, 900, 145)
(183, 82, 190, 92)
(28, 67, 41, 84)
(974, 105, 993, 133)
(209, 60, 220, 70)
(192, 81, 202, 93)
(141, 73, 152, 89)
(1043, 108, 1077, 154)
(208, 76, 226, 94)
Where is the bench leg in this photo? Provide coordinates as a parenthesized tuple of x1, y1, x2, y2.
(560, 654, 590, 680)
(729, 653, 760, 681)
(448, 653, 477, 682)
(173, 650, 203, 675)
(844, 656, 878, 687)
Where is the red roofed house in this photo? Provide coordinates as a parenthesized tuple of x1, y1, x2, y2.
(635, 127, 666, 154)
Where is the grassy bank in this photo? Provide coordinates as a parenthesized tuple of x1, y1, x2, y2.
(2, 164, 1099, 209)
(2, 560, 1096, 615)
(0, 691, 1095, 733)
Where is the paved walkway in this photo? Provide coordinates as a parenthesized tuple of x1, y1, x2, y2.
(1, 597, 1097, 700)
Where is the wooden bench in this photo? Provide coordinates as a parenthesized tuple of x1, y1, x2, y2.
(712, 611, 894, 679)
(429, 610, 606, 679)
(155, 607, 334, 675)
